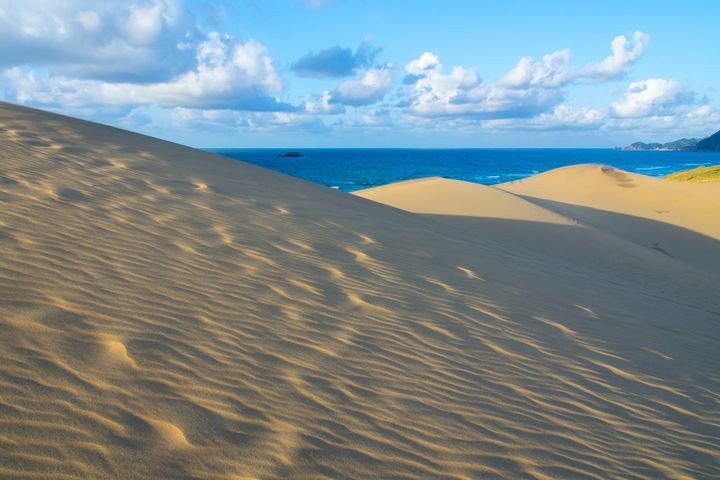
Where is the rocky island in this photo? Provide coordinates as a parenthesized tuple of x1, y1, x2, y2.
(278, 151, 303, 158)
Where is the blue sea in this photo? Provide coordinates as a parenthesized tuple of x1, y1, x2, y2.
(207, 148, 720, 192)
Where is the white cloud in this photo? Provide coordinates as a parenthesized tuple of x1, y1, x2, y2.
(123, 1, 178, 48)
(332, 67, 393, 106)
(499, 31, 650, 89)
(171, 107, 330, 133)
(685, 105, 720, 126)
(484, 105, 605, 130)
(499, 49, 572, 88)
(405, 52, 440, 75)
(402, 53, 561, 119)
(75, 11, 102, 33)
(0, 0, 195, 82)
(4, 32, 290, 111)
(304, 90, 344, 114)
(611, 78, 691, 118)
(402, 32, 652, 123)
(582, 31, 650, 80)
(604, 80, 719, 135)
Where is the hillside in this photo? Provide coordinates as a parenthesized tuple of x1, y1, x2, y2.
(666, 164, 720, 182)
(622, 129, 720, 151)
(622, 138, 700, 151)
(1, 102, 719, 479)
(696, 130, 720, 151)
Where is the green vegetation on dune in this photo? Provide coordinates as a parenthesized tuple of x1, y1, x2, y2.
(665, 164, 720, 182)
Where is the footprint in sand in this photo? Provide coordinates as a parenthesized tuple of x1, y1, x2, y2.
(101, 339, 137, 369)
(457, 266, 484, 281)
(56, 188, 89, 202)
(355, 232, 376, 245)
(275, 205, 291, 215)
(191, 179, 210, 191)
(147, 418, 193, 449)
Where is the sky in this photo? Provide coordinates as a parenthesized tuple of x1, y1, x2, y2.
(1, 0, 719, 148)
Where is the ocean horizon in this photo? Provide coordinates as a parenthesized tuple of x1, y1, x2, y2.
(208, 148, 720, 192)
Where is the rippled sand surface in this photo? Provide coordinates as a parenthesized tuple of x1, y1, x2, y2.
(1, 102, 719, 479)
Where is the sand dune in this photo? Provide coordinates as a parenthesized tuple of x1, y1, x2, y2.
(354, 170, 719, 321)
(497, 164, 720, 273)
(499, 164, 720, 238)
(1, 102, 719, 479)
(355, 177, 574, 224)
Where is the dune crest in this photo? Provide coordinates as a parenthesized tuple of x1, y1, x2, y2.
(497, 164, 720, 272)
(498, 164, 720, 238)
(355, 176, 574, 224)
(1, 103, 719, 479)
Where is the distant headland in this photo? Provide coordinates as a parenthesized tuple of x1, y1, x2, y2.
(620, 128, 720, 151)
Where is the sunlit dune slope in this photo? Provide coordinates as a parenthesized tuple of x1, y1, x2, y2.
(498, 164, 720, 273)
(1, 102, 719, 479)
(354, 174, 719, 303)
(354, 176, 573, 224)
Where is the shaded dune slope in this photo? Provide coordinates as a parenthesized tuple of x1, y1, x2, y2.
(1, 103, 719, 479)
(499, 164, 720, 273)
(355, 173, 720, 300)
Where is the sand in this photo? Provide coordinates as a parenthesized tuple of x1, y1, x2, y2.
(354, 176, 574, 224)
(498, 164, 720, 273)
(1, 102, 719, 479)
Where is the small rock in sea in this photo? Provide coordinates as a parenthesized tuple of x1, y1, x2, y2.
(279, 151, 302, 158)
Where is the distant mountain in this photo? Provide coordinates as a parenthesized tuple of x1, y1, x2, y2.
(623, 142, 663, 151)
(663, 138, 703, 150)
(696, 130, 720, 151)
(621, 129, 720, 151)
(621, 138, 700, 151)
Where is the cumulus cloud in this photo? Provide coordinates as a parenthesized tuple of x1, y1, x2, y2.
(304, 90, 345, 114)
(606, 104, 720, 135)
(5, 32, 292, 111)
(602, 78, 718, 135)
(499, 31, 650, 89)
(403, 53, 562, 119)
(484, 105, 605, 130)
(611, 78, 695, 118)
(404, 52, 441, 76)
(332, 67, 393, 106)
(499, 49, 572, 88)
(291, 42, 382, 78)
(582, 31, 650, 80)
(0, 0, 196, 83)
(403, 32, 652, 122)
(171, 107, 331, 133)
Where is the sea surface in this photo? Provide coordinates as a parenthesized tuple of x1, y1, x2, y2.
(207, 148, 720, 192)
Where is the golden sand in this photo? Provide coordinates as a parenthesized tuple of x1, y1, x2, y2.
(1, 102, 719, 479)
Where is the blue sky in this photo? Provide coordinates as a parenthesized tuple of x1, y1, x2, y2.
(1, 0, 718, 147)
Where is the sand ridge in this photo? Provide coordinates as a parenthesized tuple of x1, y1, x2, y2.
(498, 164, 720, 238)
(354, 176, 575, 224)
(497, 164, 720, 272)
(1, 102, 719, 479)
